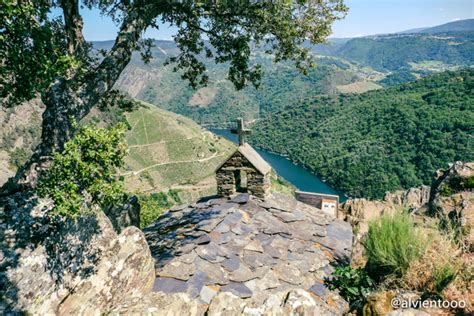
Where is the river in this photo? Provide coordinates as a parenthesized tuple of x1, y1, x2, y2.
(210, 129, 346, 202)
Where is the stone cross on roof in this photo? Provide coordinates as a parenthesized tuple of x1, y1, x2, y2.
(231, 118, 251, 146)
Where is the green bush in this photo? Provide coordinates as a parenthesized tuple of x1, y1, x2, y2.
(326, 265, 374, 311)
(363, 212, 428, 278)
(139, 192, 173, 228)
(37, 123, 128, 218)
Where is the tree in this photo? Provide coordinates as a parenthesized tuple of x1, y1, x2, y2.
(0, 0, 347, 192)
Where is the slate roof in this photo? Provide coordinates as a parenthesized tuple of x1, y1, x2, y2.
(144, 193, 353, 306)
(217, 143, 272, 175)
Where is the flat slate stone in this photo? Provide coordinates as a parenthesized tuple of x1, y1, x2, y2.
(231, 193, 250, 204)
(196, 217, 224, 233)
(153, 277, 188, 293)
(271, 209, 306, 222)
(221, 282, 253, 298)
(262, 194, 297, 212)
(309, 282, 329, 301)
(243, 251, 276, 269)
(214, 222, 231, 233)
(221, 211, 243, 225)
(206, 198, 228, 206)
(195, 258, 229, 285)
(229, 264, 258, 282)
(157, 260, 195, 281)
(217, 232, 233, 244)
(273, 264, 303, 285)
(178, 242, 196, 254)
(200, 285, 219, 304)
(186, 271, 208, 298)
(195, 234, 211, 245)
(262, 244, 281, 259)
(177, 251, 197, 264)
(244, 270, 280, 292)
(222, 255, 240, 272)
(326, 221, 353, 244)
(244, 240, 264, 253)
(212, 202, 237, 212)
(195, 243, 227, 263)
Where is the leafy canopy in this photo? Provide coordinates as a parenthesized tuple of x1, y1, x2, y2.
(0, 0, 347, 106)
(37, 123, 128, 217)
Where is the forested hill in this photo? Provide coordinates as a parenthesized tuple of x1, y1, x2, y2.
(326, 31, 474, 72)
(250, 69, 474, 199)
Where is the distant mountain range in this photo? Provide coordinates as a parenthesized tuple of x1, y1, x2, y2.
(401, 19, 474, 34)
(326, 19, 474, 39)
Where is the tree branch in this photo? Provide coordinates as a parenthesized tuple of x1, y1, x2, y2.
(60, 0, 86, 58)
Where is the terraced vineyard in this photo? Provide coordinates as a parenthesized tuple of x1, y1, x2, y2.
(121, 104, 235, 198)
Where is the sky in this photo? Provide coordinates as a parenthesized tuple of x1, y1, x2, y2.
(75, 0, 474, 41)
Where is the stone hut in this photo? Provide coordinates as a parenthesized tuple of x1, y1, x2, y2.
(216, 143, 271, 199)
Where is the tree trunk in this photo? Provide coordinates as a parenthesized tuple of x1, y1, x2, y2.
(0, 8, 152, 196)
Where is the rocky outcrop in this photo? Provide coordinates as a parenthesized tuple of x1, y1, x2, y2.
(428, 161, 474, 250)
(383, 185, 431, 210)
(342, 186, 431, 228)
(112, 287, 348, 315)
(0, 192, 155, 314)
(142, 193, 352, 315)
(341, 185, 431, 266)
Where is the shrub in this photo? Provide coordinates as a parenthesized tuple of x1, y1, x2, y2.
(363, 211, 428, 278)
(326, 265, 375, 311)
(37, 123, 128, 218)
(139, 192, 173, 228)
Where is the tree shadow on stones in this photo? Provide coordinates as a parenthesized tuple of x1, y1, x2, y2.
(0, 190, 101, 313)
(144, 197, 233, 269)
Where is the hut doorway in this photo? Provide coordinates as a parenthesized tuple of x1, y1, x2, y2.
(234, 170, 248, 193)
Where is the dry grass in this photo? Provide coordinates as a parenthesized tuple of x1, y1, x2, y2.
(401, 229, 473, 312)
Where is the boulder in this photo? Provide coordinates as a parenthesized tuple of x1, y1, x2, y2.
(0, 192, 155, 314)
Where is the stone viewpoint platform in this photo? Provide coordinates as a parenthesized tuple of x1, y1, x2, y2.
(142, 193, 353, 314)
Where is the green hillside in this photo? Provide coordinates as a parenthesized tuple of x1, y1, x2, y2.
(250, 69, 474, 199)
(115, 54, 367, 127)
(0, 101, 235, 201)
(120, 104, 235, 197)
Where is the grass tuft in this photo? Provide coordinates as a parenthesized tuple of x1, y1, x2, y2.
(363, 211, 428, 278)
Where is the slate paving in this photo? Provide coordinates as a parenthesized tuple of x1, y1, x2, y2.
(144, 193, 353, 304)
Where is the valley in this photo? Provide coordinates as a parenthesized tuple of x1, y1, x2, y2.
(108, 19, 474, 200)
(2, 2, 474, 314)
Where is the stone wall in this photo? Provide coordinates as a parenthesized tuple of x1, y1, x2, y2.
(216, 169, 237, 196)
(247, 172, 270, 199)
(216, 151, 270, 199)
